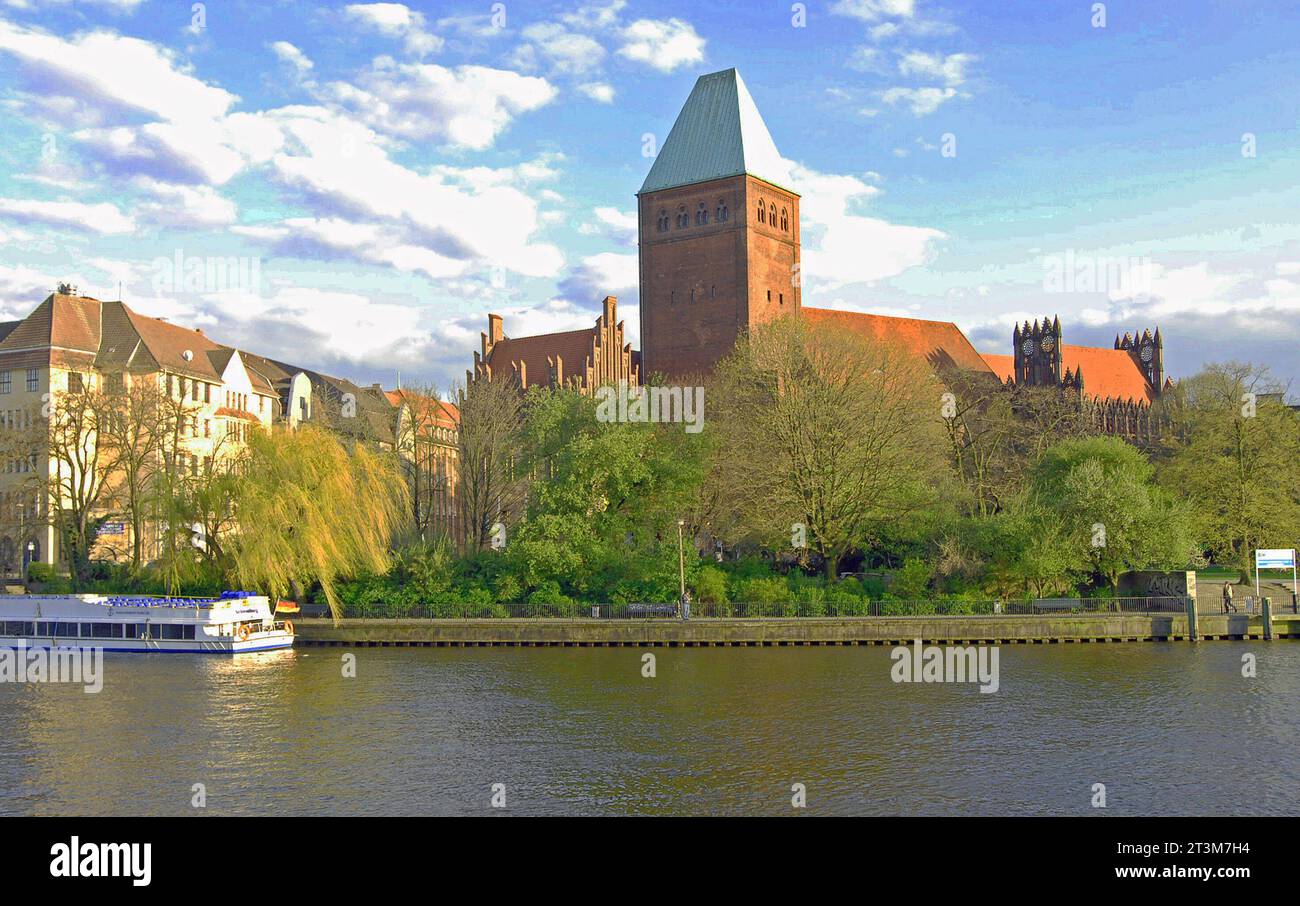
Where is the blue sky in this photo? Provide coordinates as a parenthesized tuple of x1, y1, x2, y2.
(1, 0, 1298, 393)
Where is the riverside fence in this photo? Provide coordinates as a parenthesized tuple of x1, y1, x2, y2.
(330, 595, 1194, 620)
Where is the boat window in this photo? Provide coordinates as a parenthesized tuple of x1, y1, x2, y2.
(183, 625, 196, 640)
(92, 623, 114, 638)
(3, 621, 24, 635)
(36, 622, 49, 635)
(161, 624, 185, 640)
(53, 622, 73, 637)
(124, 624, 140, 639)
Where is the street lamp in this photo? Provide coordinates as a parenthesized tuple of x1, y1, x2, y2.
(677, 519, 687, 620)
(24, 541, 34, 586)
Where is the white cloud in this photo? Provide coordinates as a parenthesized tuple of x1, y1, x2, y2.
(343, 3, 443, 57)
(881, 86, 958, 115)
(0, 19, 235, 124)
(517, 22, 605, 75)
(617, 18, 705, 72)
(898, 51, 975, 87)
(0, 197, 135, 234)
(558, 252, 638, 306)
(131, 178, 238, 228)
(831, 0, 917, 22)
(786, 160, 945, 289)
(328, 58, 556, 149)
(577, 82, 616, 103)
(270, 41, 313, 73)
(576, 206, 637, 246)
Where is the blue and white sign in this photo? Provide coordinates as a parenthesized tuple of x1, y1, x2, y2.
(1256, 549, 1296, 569)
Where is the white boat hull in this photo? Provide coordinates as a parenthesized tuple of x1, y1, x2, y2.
(0, 592, 296, 654)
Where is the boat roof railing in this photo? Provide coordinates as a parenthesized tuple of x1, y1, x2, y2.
(4, 590, 263, 608)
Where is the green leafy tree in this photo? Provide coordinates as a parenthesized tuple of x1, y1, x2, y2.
(1032, 436, 1194, 590)
(227, 424, 409, 620)
(1157, 362, 1300, 576)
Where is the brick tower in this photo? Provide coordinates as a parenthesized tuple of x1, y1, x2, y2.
(637, 68, 801, 379)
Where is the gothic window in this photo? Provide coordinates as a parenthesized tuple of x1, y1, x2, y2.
(780, 208, 788, 231)
(676, 206, 688, 228)
(757, 200, 766, 224)
(716, 199, 728, 221)
(770, 204, 777, 226)
(695, 203, 708, 225)
(657, 210, 669, 232)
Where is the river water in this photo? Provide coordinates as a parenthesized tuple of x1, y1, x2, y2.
(1, 643, 1296, 816)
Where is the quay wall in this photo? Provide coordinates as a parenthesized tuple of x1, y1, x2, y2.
(294, 613, 1300, 647)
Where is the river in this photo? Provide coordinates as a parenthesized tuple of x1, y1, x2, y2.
(1, 643, 1296, 815)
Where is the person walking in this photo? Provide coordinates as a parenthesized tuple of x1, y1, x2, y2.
(1222, 582, 1237, 614)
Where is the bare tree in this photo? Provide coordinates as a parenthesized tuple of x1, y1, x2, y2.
(455, 375, 526, 552)
(709, 315, 950, 580)
(392, 382, 457, 543)
(43, 374, 125, 587)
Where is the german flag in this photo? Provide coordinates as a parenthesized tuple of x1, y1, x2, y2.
(275, 600, 301, 614)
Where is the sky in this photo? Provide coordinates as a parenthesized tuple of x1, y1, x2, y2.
(1, 0, 1298, 395)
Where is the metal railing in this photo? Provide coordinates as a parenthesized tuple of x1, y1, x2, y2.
(328, 596, 1194, 620)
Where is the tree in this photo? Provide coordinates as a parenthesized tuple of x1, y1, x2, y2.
(456, 376, 527, 552)
(709, 315, 950, 580)
(43, 375, 124, 588)
(505, 385, 708, 602)
(391, 383, 457, 543)
(1157, 362, 1300, 576)
(226, 424, 409, 620)
(1031, 436, 1194, 590)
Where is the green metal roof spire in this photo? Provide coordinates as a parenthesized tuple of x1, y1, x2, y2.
(639, 68, 796, 195)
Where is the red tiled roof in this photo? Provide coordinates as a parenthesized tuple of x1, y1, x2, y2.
(980, 353, 1014, 384)
(385, 388, 459, 428)
(1062, 344, 1154, 404)
(486, 328, 594, 388)
(801, 308, 995, 374)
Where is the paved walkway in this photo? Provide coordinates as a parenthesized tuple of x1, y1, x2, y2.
(1198, 579, 1298, 614)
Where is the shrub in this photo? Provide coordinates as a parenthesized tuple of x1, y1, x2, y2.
(892, 558, 934, 600)
(694, 566, 729, 604)
(26, 562, 56, 584)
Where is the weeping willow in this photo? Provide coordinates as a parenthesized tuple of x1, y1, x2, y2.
(228, 425, 410, 622)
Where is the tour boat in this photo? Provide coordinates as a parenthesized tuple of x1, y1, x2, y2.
(0, 591, 295, 653)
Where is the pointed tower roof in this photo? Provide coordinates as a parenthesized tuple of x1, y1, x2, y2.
(639, 68, 795, 195)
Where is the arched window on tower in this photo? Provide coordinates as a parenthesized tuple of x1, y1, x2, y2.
(770, 203, 777, 226)
(716, 199, 728, 221)
(780, 208, 788, 231)
(657, 210, 668, 232)
(757, 200, 766, 224)
(677, 206, 688, 228)
(696, 202, 708, 226)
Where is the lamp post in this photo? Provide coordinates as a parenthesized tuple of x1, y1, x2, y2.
(677, 519, 687, 620)
(24, 541, 34, 586)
